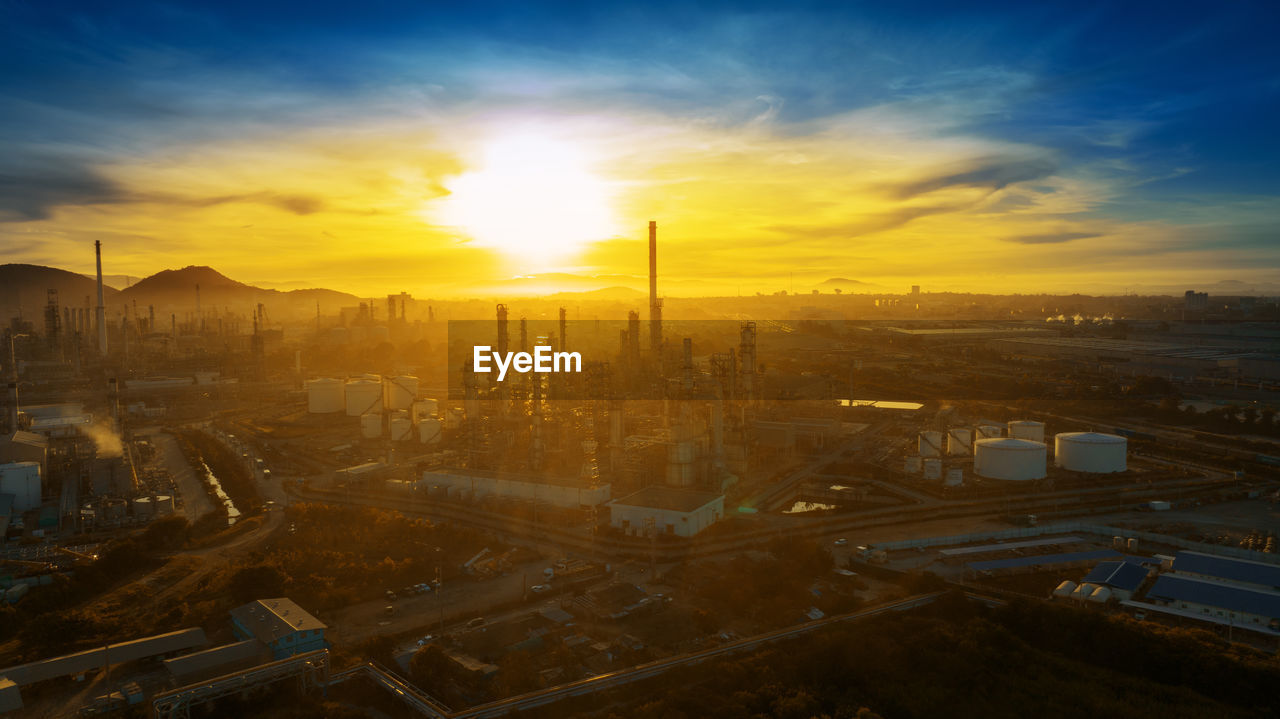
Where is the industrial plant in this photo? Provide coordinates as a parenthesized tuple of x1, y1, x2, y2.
(1, 222, 1278, 715)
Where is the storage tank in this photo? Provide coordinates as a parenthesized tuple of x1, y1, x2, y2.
(1053, 580, 1077, 598)
(944, 468, 963, 486)
(154, 495, 175, 515)
(922, 458, 942, 480)
(1007, 420, 1045, 443)
(976, 425, 1003, 439)
(974, 438, 1046, 481)
(361, 412, 382, 439)
(947, 428, 972, 456)
(412, 399, 439, 423)
(918, 431, 944, 458)
(903, 456, 922, 474)
(390, 413, 412, 441)
(345, 378, 383, 416)
(306, 378, 344, 414)
(1054, 432, 1127, 473)
(385, 376, 419, 410)
(132, 496, 153, 518)
(419, 418, 443, 445)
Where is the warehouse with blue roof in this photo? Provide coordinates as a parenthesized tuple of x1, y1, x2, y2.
(1171, 551, 1280, 591)
(1081, 560, 1149, 601)
(1146, 575, 1280, 631)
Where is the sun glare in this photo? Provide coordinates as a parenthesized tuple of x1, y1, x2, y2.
(430, 132, 618, 263)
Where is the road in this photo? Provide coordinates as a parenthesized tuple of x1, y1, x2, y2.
(336, 591, 967, 718)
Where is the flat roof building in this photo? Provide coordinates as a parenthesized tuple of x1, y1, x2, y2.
(609, 486, 723, 538)
(230, 598, 327, 660)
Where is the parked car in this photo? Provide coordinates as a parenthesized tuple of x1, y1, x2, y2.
(834, 538, 848, 546)
(385, 590, 397, 601)
(531, 584, 552, 594)
(466, 617, 486, 629)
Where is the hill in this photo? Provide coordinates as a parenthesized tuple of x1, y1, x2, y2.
(118, 266, 362, 316)
(0, 264, 121, 320)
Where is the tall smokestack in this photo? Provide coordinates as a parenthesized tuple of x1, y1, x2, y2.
(558, 307, 567, 354)
(95, 241, 107, 355)
(648, 221, 662, 357)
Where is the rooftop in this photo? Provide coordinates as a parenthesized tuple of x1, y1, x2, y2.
(1147, 575, 1280, 619)
(612, 486, 723, 513)
(230, 598, 325, 644)
(1173, 551, 1280, 590)
(1082, 560, 1149, 592)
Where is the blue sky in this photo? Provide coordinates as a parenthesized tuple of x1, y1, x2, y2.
(1, 1, 1278, 294)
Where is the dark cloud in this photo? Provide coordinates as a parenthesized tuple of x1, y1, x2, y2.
(893, 156, 1057, 199)
(1006, 231, 1102, 244)
(149, 192, 328, 215)
(0, 152, 126, 221)
(770, 201, 976, 240)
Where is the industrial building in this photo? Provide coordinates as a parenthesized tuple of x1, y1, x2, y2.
(609, 486, 724, 537)
(1169, 551, 1280, 592)
(423, 469, 611, 508)
(1079, 560, 1149, 601)
(230, 598, 327, 660)
(0, 461, 41, 512)
(1145, 575, 1280, 631)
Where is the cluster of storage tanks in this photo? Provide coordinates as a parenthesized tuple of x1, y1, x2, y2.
(908, 420, 1128, 483)
(305, 375, 442, 445)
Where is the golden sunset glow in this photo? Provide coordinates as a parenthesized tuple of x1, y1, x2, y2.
(429, 132, 620, 265)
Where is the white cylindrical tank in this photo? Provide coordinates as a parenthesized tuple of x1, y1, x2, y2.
(419, 418, 443, 445)
(918, 431, 944, 458)
(947, 428, 972, 456)
(412, 399, 439, 423)
(360, 412, 382, 439)
(944, 468, 963, 486)
(155, 495, 174, 515)
(974, 438, 1046, 481)
(904, 456, 922, 474)
(923, 458, 942, 480)
(1053, 580, 1077, 598)
(345, 378, 383, 416)
(1007, 420, 1046, 443)
(390, 415, 412, 441)
(1054, 432, 1127, 473)
(132, 496, 153, 518)
(976, 425, 1003, 440)
(306, 378, 344, 414)
(387, 376, 419, 410)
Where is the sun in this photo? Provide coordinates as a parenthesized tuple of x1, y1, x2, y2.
(430, 131, 619, 263)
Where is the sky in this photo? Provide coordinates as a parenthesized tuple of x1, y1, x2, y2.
(1, 0, 1279, 296)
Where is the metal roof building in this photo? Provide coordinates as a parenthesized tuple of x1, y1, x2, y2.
(1082, 560, 1149, 600)
(1172, 551, 1280, 591)
(230, 598, 327, 660)
(1147, 575, 1280, 629)
(967, 548, 1134, 573)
